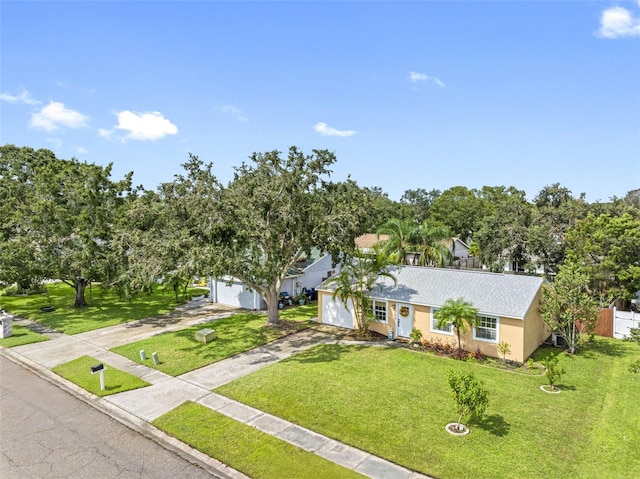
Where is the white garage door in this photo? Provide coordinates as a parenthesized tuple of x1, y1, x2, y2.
(322, 294, 354, 329)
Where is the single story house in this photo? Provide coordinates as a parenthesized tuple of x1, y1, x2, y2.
(317, 266, 550, 363)
(209, 252, 338, 310)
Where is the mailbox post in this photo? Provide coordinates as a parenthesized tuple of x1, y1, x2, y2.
(90, 363, 107, 391)
(1, 310, 13, 339)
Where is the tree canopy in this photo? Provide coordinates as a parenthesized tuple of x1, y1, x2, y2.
(0, 145, 132, 307)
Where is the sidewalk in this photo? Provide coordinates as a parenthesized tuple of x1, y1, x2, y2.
(1, 303, 431, 479)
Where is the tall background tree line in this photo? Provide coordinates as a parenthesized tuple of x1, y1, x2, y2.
(1, 144, 639, 322)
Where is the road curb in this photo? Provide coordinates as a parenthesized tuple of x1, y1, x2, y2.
(0, 347, 249, 479)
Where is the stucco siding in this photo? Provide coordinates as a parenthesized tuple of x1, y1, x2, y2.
(522, 288, 551, 361)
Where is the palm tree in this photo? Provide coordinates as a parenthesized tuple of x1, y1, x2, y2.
(328, 247, 397, 335)
(376, 218, 418, 265)
(435, 297, 479, 350)
(415, 221, 453, 267)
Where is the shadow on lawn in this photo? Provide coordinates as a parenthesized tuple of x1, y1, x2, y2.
(282, 343, 364, 364)
(470, 413, 511, 437)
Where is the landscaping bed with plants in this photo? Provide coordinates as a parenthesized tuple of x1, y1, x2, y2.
(404, 337, 545, 376)
(214, 338, 640, 479)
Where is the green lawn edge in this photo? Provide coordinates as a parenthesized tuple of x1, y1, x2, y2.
(153, 401, 365, 479)
(214, 338, 640, 479)
(0, 282, 209, 335)
(110, 309, 314, 376)
(0, 325, 49, 348)
(52, 355, 151, 397)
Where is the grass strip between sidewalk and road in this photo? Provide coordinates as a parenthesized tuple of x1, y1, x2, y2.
(153, 401, 365, 479)
(110, 307, 315, 376)
(0, 325, 49, 348)
(52, 355, 151, 397)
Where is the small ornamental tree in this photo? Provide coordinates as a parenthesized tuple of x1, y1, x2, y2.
(540, 264, 599, 354)
(541, 357, 565, 392)
(328, 247, 396, 336)
(447, 370, 489, 433)
(497, 341, 511, 362)
(435, 298, 479, 351)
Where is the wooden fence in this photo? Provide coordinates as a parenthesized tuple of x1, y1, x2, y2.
(594, 308, 613, 337)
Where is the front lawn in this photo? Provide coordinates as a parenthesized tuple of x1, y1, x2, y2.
(0, 282, 208, 335)
(215, 338, 640, 479)
(110, 310, 313, 376)
(52, 355, 151, 397)
(0, 325, 49, 348)
(154, 401, 365, 479)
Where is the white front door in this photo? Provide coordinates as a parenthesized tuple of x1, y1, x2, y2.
(396, 303, 414, 338)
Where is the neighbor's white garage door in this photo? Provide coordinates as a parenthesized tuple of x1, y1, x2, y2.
(321, 294, 354, 329)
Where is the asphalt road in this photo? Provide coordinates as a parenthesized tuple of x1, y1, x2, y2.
(0, 355, 215, 479)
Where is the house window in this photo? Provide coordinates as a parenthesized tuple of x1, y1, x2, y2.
(430, 308, 454, 335)
(373, 300, 387, 323)
(474, 315, 498, 342)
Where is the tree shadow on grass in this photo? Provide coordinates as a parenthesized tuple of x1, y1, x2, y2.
(282, 344, 364, 364)
(469, 414, 511, 437)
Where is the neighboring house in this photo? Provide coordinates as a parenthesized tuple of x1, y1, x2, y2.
(355, 233, 389, 253)
(317, 266, 550, 363)
(209, 252, 338, 310)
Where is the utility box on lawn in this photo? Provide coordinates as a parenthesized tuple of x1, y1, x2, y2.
(1, 310, 13, 339)
(195, 328, 216, 344)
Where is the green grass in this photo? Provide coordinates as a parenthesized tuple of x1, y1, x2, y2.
(153, 401, 365, 479)
(0, 325, 49, 348)
(110, 310, 314, 376)
(0, 282, 209, 335)
(215, 338, 640, 479)
(52, 355, 150, 397)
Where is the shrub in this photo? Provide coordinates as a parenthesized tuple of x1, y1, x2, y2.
(410, 327, 423, 344)
(447, 370, 489, 431)
(525, 358, 535, 370)
(497, 341, 511, 362)
(541, 357, 565, 390)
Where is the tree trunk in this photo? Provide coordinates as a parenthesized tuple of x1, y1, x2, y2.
(73, 278, 89, 308)
(456, 328, 462, 350)
(173, 283, 179, 304)
(265, 285, 280, 325)
(17, 280, 31, 294)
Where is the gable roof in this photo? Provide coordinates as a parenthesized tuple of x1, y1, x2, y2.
(323, 266, 545, 320)
(355, 233, 389, 250)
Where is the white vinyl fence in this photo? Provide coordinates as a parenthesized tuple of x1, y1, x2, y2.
(613, 308, 640, 340)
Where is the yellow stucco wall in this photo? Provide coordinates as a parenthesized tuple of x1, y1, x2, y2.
(521, 288, 552, 360)
(318, 291, 549, 363)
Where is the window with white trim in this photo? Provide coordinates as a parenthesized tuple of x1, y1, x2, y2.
(373, 300, 387, 323)
(430, 308, 454, 335)
(474, 315, 498, 342)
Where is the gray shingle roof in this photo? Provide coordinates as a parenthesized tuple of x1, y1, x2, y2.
(323, 266, 545, 320)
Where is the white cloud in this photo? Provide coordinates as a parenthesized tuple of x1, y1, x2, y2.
(408, 71, 446, 87)
(98, 128, 115, 141)
(220, 104, 248, 122)
(596, 5, 640, 38)
(313, 122, 356, 137)
(114, 110, 178, 141)
(77, 146, 89, 154)
(46, 138, 63, 151)
(30, 101, 89, 131)
(0, 88, 40, 105)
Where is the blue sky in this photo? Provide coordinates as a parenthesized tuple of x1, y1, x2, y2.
(2, 1, 639, 202)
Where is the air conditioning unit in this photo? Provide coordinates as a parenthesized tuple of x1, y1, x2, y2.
(552, 332, 565, 348)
